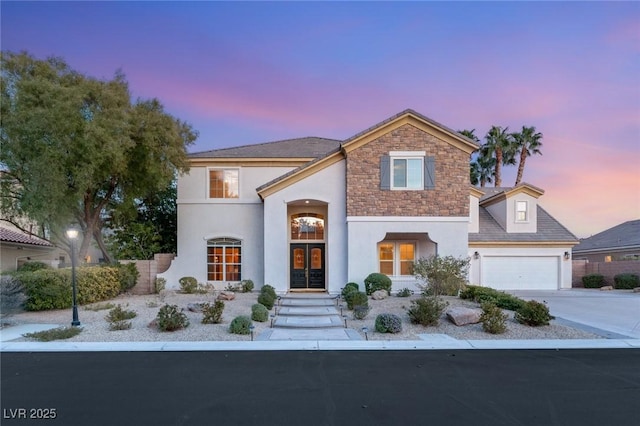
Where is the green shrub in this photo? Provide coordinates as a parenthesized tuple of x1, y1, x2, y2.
(458, 285, 525, 311)
(364, 273, 392, 295)
(201, 301, 225, 324)
(17, 261, 50, 273)
(156, 304, 189, 331)
(0, 275, 25, 314)
(229, 315, 252, 335)
(115, 263, 139, 293)
(412, 255, 469, 296)
(241, 279, 255, 293)
(342, 282, 359, 297)
(251, 303, 269, 322)
(257, 292, 275, 310)
(375, 313, 403, 333)
(154, 277, 166, 293)
(261, 284, 277, 299)
(179, 276, 198, 293)
(515, 300, 554, 326)
(23, 326, 82, 342)
(20, 267, 120, 311)
(582, 274, 605, 288)
(613, 273, 639, 289)
(347, 291, 368, 310)
(407, 296, 448, 326)
(396, 288, 413, 297)
(105, 304, 137, 330)
(353, 304, 370, 320)
(480, 302, 507, 334)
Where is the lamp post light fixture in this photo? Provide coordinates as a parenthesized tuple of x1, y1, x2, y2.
(249, 324, 255, 341)
(362, 326, 369, 341)
(342, 315, 347, 328)
(270, 314, 275, 328)
(66, 228, 81, 327)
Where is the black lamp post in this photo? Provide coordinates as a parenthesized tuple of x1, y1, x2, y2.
(67, 229, 81, 327)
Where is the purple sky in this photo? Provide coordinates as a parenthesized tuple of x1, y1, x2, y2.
(2, 1, 639, 238)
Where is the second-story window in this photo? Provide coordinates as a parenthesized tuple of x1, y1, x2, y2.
(393, 157, 423, 189)
(516, 201, 528, 222)
(209, 169, 239, 199)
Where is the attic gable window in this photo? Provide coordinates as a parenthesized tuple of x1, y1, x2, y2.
(380, 151, 435, 190)
(209, 168, 239, 199)
(516, 201, 528, 222)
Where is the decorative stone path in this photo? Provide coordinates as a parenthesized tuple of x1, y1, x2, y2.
(256, 294, 362, 341)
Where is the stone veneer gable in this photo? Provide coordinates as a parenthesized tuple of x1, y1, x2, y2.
(346, 123, 470, 217)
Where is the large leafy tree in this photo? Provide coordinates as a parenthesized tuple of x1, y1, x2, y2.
(511, 126, 543, 186)
(0, 51, 197, 262)
(482, 125, 516, 187)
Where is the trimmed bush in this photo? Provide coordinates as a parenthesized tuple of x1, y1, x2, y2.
(257, 292, 275, 310)
(458, 285, 525, 311)
(241, 279, 255, 293)
(105, 304, 137, 330)
(179, 276, 198, 293)
(229, 315, 252, 335)
(515, 300, 553, 326)
(115, 263, 139, 293)
(20, 267, 120, 311)
(480, 302, 507, 334)
(342, 282, 359, 297)
(613, 273, 639, 290)
(407, 296, 448, 326)
(251, 303, 269, 322)
(375, 313, 403, 333)
(202, 301, 225, 324)
(261, 284, 277, 299)
(353, 304, 370, 320)
(17, 261, 50, 273)
(582, 274, 605, 288)
(156, 304, 189, 331)
(364, 273, 392, 296)
(347, 291, 368, 310)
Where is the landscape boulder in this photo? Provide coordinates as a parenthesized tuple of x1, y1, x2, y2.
(600, 286, 614, 291)
(371, 290, 389, 300)
(187, 302, 207, 312)
(633, 287, 640, 293)
(217, 291, 236, 301)
(446, 306, 482, 326)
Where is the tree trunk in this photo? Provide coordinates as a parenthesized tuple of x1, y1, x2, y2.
(494, 148, 502, 187)
(515, 150, 527, 185)
(93, 228, 114, 264)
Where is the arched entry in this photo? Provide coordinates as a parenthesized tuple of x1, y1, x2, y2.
(288, 203, 327, 290)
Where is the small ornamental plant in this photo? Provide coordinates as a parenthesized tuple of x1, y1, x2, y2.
(375, 314, 403, 334)
(105, 304, 137, 331)
(515, 300, 553, 326)
(251, 303, 269, 322)
(156, 304, 190, 331)
(229, 316, 252, 335)
(201, 301, 225, 324)
(407, 296, 448, 326)
(480, 302, 507, 334)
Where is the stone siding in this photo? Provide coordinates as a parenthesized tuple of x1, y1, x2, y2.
(346, 123, 470, 217)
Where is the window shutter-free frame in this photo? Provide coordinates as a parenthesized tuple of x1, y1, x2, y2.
(380, 155, 390, 190)
(424, 156, 435, 189)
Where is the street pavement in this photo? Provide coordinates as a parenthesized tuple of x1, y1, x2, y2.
(2, 349, 639, 426)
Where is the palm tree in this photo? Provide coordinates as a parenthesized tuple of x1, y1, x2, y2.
(483, 125, 515, 187)
(512, 126, 543, 185)
(459, 129, 482, 185)
(475, 152, 496, 187)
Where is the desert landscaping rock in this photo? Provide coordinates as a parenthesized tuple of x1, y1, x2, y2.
(446, 306, 482, 326)
(371, 290, 389, 300)
(3, 291, 603, 343)
(187, 302, 207, 312)
(633, 287, 640, 293)
(600, 286, 614, 291)
(217, 291, 236, 301)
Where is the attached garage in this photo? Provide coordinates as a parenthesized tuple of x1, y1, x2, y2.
(481, 256, 560, 290)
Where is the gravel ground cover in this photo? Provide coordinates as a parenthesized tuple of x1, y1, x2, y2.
(2, 290, 601, 342)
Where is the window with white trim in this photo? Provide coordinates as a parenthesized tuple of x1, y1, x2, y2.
(516, 201, 528, 222)
(207, 238, 241, 281)
(378, 242, 416, 276)
(393, 157, 423, 189)
(380, 151, 435, 190)
(209, 169, 239, 198)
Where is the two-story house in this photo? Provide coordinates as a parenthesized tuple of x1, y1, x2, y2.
(160, 109, 577, 293)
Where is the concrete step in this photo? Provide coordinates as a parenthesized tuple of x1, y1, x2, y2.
(278, 296, 337, 308)
(273, 315, 345, 328)
(277, 306, 339, 316)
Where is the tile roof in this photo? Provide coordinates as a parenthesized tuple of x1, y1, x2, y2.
(189, 137, 341, 159)
(469, 206, 578, 243)
(572, 219, 640, 253)
(0, 227, 53, 247)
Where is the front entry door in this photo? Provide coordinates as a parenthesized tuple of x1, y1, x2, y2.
(290, 243, 325, 290)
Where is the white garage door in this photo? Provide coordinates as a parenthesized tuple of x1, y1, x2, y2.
(482, 256, 559, 290)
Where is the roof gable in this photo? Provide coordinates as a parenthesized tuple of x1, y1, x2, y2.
(479, 183, 545, 207)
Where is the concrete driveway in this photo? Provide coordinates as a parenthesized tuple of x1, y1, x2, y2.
(509, 289, 640, 339)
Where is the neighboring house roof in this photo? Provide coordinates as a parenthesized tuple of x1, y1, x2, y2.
(189, 137, 341, 159)
(572, 219, 640, 254)
(0, 226, 53, 247)
(469, 206, 578, 244)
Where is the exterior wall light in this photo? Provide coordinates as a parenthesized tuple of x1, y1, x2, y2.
(564, 251, 571, 260)
(474, 251, 479, 260)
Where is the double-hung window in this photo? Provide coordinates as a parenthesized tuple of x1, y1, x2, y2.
(516, 201, 528, 222)
(209, 169, 239, 199)
(378, 242, 416, 276)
